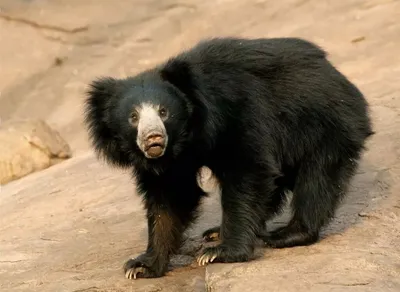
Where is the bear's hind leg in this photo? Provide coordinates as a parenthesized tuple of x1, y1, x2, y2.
(261, 157, 358, 248)
(202, 187, 286, 243)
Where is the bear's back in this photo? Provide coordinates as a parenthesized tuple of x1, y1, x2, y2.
(177, 37, 327, 70)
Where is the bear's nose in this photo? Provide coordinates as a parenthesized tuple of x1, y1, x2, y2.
(146, 133, 165, 144)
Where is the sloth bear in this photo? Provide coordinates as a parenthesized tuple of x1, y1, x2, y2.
(84, 37, 373, 279)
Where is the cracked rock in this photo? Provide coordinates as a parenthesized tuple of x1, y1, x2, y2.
(0, 119, 72, 184)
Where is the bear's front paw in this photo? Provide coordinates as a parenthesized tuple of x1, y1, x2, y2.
(123, 254, 164, 279)
(197, 244, 251, 266)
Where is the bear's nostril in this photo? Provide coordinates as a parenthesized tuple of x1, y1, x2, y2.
(146, 133, 163, 140)
(147, 134, 163, 140)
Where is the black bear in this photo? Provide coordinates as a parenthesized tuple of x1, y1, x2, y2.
(83, 37, 374, 279)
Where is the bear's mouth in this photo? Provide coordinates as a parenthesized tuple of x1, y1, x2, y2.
(144, 143, 165, 158)
(144, 142, 164, 151)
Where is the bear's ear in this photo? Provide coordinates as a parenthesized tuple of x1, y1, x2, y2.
(84, 77, 133, 168)
(84, 77, 119, 136)
(160, 59, 193, 96)
(86, 77, 118, 104)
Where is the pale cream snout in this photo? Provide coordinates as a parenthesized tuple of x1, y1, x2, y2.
(135, 103, 168, 159)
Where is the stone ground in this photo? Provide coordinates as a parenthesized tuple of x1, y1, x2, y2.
(0, 0, 399, 291)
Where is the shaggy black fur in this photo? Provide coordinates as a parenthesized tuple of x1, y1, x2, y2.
(83, 37, 374, 279)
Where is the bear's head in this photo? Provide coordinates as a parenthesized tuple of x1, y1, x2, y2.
(84, 65, 195, 170)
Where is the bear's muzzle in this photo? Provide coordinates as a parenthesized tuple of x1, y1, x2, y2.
(143, 133, 166, 158)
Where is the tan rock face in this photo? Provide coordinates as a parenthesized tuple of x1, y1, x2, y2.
(0, 153, 212, 292)
(0, 119, 72, 184)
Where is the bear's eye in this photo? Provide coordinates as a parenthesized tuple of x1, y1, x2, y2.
(159, 107, 168, 118)
(129, 112, 139, 126)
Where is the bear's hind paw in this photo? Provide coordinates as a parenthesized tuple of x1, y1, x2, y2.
(202, 226, 221, 242)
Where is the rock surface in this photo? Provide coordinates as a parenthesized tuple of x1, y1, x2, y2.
(0, 119, 72, 184)
(0, 0, 400, 291)
(0, 153, 219, 291)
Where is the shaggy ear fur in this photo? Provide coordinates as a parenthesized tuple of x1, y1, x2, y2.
(84, 77, 118, 134)
(84, 77, 133, 168)
(160, 59, 194, 97)
(87, 77, 118, 101)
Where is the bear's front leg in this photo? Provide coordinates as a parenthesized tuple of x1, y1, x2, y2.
(123, 202, 175, 279)
(124, 172, 205, 279)
(198, 175, 268, 265)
